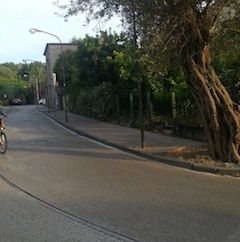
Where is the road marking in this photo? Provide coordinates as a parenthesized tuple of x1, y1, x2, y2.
(39, 111, 240, 180)
(41, 112, 146, 161)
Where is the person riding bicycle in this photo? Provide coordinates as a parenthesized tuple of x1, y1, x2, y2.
(0, 108, 6, 128)
(0, 108, 7, 152)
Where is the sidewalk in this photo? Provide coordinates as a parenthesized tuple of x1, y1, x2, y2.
(39, 106, 240, 176)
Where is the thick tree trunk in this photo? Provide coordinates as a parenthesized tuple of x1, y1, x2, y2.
(180, 44, 240, 163)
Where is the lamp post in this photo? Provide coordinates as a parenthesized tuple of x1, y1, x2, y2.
(29, 28, 68, 122)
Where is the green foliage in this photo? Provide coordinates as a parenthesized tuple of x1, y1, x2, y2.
(212, 19, 240, 102)
(55, 0, 240, 130)
(213, 53, 240, 102)
(0, 78, 29, 103)
(54, 31, 141, 118)
(73, 82, 114, 120)
(53, 30, 197, 124)
(0, 66, 15, 79)
(0, 62, 42, 104)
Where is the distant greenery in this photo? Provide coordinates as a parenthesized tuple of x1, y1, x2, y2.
(0, 62, 45, 105)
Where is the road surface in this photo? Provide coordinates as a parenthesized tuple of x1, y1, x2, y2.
(0, 105, 240, 242)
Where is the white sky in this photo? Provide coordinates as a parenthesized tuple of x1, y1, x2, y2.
(0, 0, 122, 64)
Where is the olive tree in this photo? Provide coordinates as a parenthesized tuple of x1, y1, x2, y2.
(57, 0, 240, 163)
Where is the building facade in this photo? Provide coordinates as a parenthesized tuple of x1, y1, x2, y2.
(44, 43, 77, 109)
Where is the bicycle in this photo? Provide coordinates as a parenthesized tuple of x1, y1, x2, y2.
(0, 116, 7, 154)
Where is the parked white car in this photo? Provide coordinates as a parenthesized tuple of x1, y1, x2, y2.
(38, 98, 46, 105)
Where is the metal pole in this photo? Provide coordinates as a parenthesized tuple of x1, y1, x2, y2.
(59, 44, 68, 122)
(29, 28, 68, 122)
(131, 5, 145, 149)
(138, 82, 145, 148)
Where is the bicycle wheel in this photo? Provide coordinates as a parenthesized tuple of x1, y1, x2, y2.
(0, 132, 7, 154)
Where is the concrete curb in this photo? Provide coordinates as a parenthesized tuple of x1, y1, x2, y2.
(43, 111, 240, 177)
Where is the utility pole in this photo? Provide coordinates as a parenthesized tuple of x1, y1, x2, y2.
(131, 1, 145, 149)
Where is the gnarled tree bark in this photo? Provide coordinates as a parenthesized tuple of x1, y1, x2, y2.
(178, 9, 240, 163)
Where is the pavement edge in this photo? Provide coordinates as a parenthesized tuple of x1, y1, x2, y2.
(42, 109, 240, 177)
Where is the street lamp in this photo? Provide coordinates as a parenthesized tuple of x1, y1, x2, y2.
(29, 28, 68, 122)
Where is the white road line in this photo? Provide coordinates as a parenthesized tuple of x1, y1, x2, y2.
(40, 112, 240, 180)
(41, 112, 146, 161)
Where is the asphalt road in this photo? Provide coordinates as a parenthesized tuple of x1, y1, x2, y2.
(0, 171, 135, 242)
(0, 105, 240, 242)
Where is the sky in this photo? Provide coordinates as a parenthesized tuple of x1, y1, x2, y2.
(0, 0, 122, 64)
